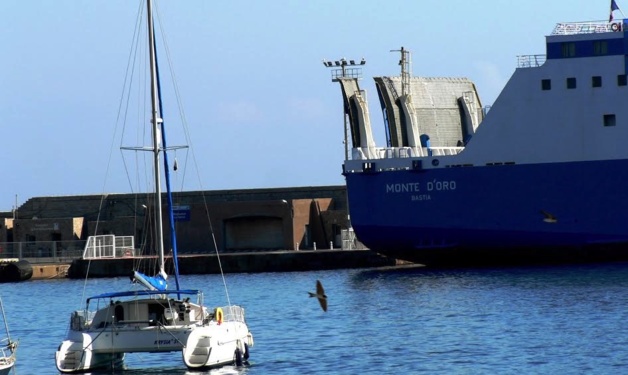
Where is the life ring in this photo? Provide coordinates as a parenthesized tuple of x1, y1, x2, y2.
(214, 307, 223, 325)
(611, 22, 621, 32)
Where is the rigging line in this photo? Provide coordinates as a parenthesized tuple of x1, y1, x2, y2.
(119, 5, 155, 270)
(119, 0, 146, 193)
(153, 9, 197, 199)
(132, 185, 147, 272)
(153, 5, 187, 269)
(0, 300, 11, 345)
(154, 5, 191, 191)
(124, 18, 148, 266)
(120, 2, 148, 278)
(138, 23, 152, 202)
(121, 18, 152, 207)
(80, 0, 145, 308)
(153, 1, 233, 306)
(156, 9, 233, 307)
(120, 7, 147, 198)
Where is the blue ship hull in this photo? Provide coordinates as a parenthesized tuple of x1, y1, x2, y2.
(346, 159, 628, 264)
(333, 17, 628, 265)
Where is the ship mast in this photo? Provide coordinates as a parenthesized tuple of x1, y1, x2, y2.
(393, 46, 412, 96)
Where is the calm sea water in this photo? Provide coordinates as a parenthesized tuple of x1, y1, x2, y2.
(3, 262, 628, 374)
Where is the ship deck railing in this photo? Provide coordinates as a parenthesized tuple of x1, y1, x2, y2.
(330, 67, 363, 81)
(350, 146, 464, 161)
(551, 20, 619, 35)
(429, 147, 464, 156)
(517, 54, 546, 68)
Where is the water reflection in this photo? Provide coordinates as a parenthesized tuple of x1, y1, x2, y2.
(5, 262, 628, 373)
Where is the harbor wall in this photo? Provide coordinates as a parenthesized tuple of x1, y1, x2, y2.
(66, 249, 400, 279)
(5, 186, 360, 256)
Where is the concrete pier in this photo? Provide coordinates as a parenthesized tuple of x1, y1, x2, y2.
(31, 263, 70, 280)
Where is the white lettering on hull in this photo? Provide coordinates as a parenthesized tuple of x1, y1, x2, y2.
(386, 180, 456, 202)
(386, 183, 421, 193)
(411, 194, 431, 201)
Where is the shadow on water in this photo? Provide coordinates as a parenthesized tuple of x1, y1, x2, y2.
(85, 363, 252, 375)
(350, 261, 628, 288)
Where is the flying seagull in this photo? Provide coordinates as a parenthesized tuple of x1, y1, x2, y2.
(540, 210, 558, 223)
(308, 280, 328, 312)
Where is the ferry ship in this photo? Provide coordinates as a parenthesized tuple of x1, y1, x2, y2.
(331, 15, 628, 265)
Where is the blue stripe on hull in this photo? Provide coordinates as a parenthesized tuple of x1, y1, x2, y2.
(345, 159, 628, 263)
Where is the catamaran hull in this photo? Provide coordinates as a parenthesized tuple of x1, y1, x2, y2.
(55, 327, 192, 372)
(55, 341, 123, 373)
(345, 159, 628, 265)
(0, 366, 14, 375)
(56, 324, 253, 372)
(182, 322, 254, 369)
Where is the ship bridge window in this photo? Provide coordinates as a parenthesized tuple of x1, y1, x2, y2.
(592, 76, 602, 87)
(604, 114, 616, 127)
(618, 74, 627, 86)
(561, 42, 576, 58)
(593, 41, 608, 55)
(541, 79, 551, 90)
(566, 77, 577, 89)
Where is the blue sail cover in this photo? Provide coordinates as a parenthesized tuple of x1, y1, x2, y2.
(133, 271, 167, 291)
(154, 44, 182, 293)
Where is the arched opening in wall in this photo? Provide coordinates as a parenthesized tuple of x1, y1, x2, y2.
(224, 216, 283, 251)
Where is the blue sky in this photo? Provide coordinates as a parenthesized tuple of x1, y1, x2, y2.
(0, 0, 611, 211)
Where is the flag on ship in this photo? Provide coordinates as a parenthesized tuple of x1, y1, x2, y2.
(610, 0, 620, 22)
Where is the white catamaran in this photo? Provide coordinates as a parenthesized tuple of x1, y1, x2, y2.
(55, 0, 253, 372)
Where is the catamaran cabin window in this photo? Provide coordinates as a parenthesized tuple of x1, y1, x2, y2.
(604, 114, 616, 127)
(541, 79, 551, 90)
(566, 77, 576, 89)
(618, 74, 627, 86)
(592, 76, 602, 87)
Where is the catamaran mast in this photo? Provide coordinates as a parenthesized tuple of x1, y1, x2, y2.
(146, 0, 166, 277)
(0, 299, 11, 346)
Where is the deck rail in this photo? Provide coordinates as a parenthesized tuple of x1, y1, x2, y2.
(221, 305, 246, 323)
(351, 146, 464, 161)
(517, 54, 546, 68)
(551, 21, 620, 35)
